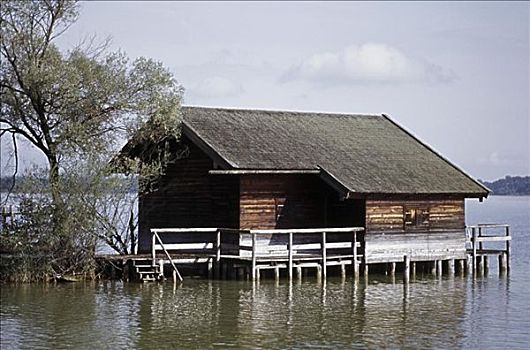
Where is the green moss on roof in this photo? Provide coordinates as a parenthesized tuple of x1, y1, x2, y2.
(182, 106, 488, 196)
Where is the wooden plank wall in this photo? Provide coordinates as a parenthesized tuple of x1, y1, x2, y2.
(239, 175, 326, 230)
(364, 199, 466, 263)
(138, 137, 239, 252)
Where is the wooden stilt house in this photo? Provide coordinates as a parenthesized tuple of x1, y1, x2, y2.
(133, 106, 488, 270)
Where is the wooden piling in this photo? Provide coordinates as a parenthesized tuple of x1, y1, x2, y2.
(353, 231, 359, 278)
(322, 231, 327, 280)
(288, 232, 293, 280)
(296, 266, 302, 280)
(483, 256, 489, 274)
(403, 255, 410, 283)
(436, 260, 443, 276)
(215, 229, 221, 279)
(251, 232, 257, 281)
(274, 266, 280, 280)
(458, 259, 465, 276)
(472, 227, 477, 274)
(431, 261, 437, 275)
(505, 226, 511, 271)
(499, 252, 508, 274)
(389, 262, 396, 277)
(208, 258, 213, 279)
(316, 265, 322, 281)
(411, 262, 416, 280)
(341, 263, 346, 279)
(448, 259, 455, 276)
(477, 256, 484, 276)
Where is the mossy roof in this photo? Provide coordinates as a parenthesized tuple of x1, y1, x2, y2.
(182, 106, 488, 197)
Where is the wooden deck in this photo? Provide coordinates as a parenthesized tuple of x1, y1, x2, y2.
(96, 224, 512, 282)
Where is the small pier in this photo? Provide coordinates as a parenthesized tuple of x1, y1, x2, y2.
(98, 224, 512, 283)
(466, 224, 511, 275)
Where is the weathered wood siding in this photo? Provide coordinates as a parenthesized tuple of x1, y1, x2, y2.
(138, 137, 239, 252)
(239, 175, 326, 230)
(364, 199, 466, 263)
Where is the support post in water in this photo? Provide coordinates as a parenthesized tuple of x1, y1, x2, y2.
(472, 227, 477, 275)
(251, 231, 257, 281)
(288, 232, 293, 280)
(389, 262, 396, 277)
(215, 229, 221, 279)
(321, 231, 327, 280)
(353, 231, 359, 278)
(458, 259, 465, 276)
(296, 266, 302, 280)
(499, 252, 508, 274)
(431, 261, 437, 275)
(505, 225, 511, 271)
(448, 259, 455, 277)
(403, 255, 410, 283)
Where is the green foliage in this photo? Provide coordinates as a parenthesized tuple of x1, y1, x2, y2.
(0, 0, 185, 280)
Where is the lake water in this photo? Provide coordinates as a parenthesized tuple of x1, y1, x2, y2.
(1, 196, 529, 349)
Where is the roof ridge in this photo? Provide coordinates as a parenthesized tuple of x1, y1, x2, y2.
(181, 104, 382, 118)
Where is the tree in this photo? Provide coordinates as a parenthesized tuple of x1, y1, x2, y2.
(0, 0, 184, 279)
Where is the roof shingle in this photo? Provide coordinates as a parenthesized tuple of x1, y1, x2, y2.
(182, 106, 488, 196)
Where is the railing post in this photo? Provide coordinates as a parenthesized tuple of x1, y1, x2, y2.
(251, 231, 257, 281)
(322, 231, 327, 280)
(151, 230, 156, 266)
(505, 225, 511, 271)
(215, 229, 221, 279)
(478, 226, 483, 251)
(472, 227, 477, 275)
(353, 231, 359, 278)
(288, 232, 293, 280)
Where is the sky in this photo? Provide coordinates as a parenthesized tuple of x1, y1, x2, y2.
(1, 1, 529, 181)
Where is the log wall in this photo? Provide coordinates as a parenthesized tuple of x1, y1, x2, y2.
(239, 175, 326, 230)
(364, 199, 466, 263)
(138, 137, 239, 252)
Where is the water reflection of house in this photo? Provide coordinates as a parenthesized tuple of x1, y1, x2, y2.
(124, 106, 489, 279)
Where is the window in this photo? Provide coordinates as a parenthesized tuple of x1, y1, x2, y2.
(404, 207, 430, 230)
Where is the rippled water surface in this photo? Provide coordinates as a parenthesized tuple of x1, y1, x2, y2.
(1, 196, 529, 349)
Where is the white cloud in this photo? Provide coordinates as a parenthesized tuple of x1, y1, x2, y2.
(282, 43, 455, 84)
(191, 76, 244, 98)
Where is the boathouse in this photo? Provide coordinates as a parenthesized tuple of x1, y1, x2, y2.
(127, 106, 492, 280)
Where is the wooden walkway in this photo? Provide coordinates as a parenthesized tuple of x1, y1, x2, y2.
(466, 224, 511, 274)
(96, 224, 512, 283)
